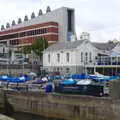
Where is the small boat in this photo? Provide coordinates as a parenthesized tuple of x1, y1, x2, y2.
(54, 78, 105, 96)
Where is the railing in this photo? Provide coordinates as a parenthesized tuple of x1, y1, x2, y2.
(96, 62, 120, 65)
(0, 82, 44, 92)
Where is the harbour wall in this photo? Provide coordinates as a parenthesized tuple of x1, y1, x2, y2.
(0, 90, 120, 120)
(0, 64, 40, 74)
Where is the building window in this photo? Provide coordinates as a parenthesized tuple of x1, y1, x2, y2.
(81, 52, 83, 62)
(66, 52, 70, 62)
(66, 68, 70, 73)
(89, 52, 92, 63)
(68, 10, 73, 32)
(85, 52, 88, 64)
(48, 54, 50, 63)
(57, 53, 60, 62)
(57, 67, 59, 72)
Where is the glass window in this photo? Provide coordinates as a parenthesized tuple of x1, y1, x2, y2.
(81, 52, 83, 62)
(57, 67, 59, 72)
(89, 52, 92, 63)
(48, 54, 50, 63)
(66, 52, 70, 62)
(57, 53, 60, 62)
(66, 68, 70, 73)
(85, 52, 88, 64)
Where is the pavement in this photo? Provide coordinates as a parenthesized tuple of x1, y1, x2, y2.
(0, 114, 14, 120)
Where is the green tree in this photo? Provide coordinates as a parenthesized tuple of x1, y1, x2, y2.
(22, 45, 31, 57)
(31, 37, 48, 64)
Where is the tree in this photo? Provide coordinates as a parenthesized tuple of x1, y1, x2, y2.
(31, 37, 48, 64)
(22, 45, 32, 57)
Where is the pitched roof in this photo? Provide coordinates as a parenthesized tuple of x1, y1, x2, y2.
(91, 42, 117, 51)
(45, 40, 118, 52)
(1, 7, 67, 31)
(45, 40, 85, 52)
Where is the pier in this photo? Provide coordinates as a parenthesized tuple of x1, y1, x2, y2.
(0, 88, 120, 120)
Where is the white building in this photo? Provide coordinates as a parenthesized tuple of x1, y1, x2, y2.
(43, 40, 119, 74)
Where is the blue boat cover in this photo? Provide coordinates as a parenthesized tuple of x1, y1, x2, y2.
(60, 78, 76, 85)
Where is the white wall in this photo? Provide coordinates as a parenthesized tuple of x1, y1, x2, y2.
(75, 41, 98, 66)
(43, 41, 99, 68)
(43, 49, 76, 67)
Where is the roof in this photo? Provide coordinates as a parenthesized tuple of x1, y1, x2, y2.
(1, 7, 70, 31)
(45, 40, 85, 52)
(91, 42, 117, 51)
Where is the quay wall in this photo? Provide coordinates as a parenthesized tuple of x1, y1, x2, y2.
(0, 64, 40, 74)
(0, 90, 120, 120)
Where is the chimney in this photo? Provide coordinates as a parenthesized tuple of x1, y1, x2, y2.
(38, 9, 43, 16)
(31, 12, 35, 19)
(6, 23, 10, 28)
(1, 25, 5, 30)
(24, 15, 28, 21)
(46, 6, 51, 13)
(12, 20, 16, 26)
(18, 18, 22, 24)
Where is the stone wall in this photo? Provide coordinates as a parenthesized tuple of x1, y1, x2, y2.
(109, 80, 120, 100)
(0, 90, 120, 120)
(0, 64, 40, 75)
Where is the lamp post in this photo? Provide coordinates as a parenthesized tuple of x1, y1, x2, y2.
(7, 41, 10, 75)
(94, 56, 98, 74)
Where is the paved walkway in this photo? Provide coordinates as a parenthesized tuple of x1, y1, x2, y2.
(0, 114, 14, 120)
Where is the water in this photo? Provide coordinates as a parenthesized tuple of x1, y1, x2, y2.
(11, 112, 65, 120)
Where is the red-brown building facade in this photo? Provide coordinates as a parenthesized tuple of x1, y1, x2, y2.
(0, 21, 58, 47)
(0, 7, 75, 48)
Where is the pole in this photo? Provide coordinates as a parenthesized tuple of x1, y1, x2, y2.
(94, 56, 96, 74)
(7, 41, 10, 75)
(21, 34, 24, 75)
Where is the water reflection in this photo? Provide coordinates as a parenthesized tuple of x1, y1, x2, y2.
(12, 112, 64, 120)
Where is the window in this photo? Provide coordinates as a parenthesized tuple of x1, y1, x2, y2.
(48, 54, 50, 63)
(85, 52, 88, 64)
(10, 39, 18, 45)
(89, 52, 92, 63)
(57, 67, 59, 72)
(57, 53, 60, 62)
(66, 68, 70, 73)
(66, 52, 70, 62)
(81, 52, 83, 62)
(68, 10, 73, 32)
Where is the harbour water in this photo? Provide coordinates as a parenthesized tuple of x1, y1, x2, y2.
(11, 112, 65, 120)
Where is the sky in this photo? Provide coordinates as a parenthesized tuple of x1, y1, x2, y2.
(0, 0, 119, 42)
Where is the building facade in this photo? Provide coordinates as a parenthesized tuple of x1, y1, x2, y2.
(43, 40, 120, 75)
(0, 22, 58, 47)
(0, 7, 75, 47)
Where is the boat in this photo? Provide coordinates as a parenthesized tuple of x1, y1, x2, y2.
(54, 78, 105, 96)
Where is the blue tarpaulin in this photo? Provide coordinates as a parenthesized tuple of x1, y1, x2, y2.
(7, 77, 26, 83)
(71, 74, 88, 79)
(60, 78, 76, 85)
(0, 75, 13, 81)
(88, 75, 120, 81)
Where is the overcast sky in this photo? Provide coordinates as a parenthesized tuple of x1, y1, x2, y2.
(0, 0, 119, 42)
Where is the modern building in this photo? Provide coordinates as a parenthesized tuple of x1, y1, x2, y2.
(43, 40, 120, 75)
(0, 6, 75, 47)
